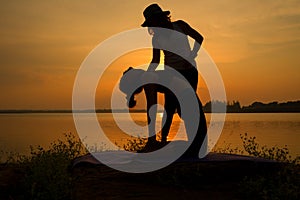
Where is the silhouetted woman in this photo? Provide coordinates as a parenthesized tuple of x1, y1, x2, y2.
(141, 4, 207, 157)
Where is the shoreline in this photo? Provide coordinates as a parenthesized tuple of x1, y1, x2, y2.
(0, 152, 295, 199)
(1, 110, 300, 114)
(0, 131, 298, 199)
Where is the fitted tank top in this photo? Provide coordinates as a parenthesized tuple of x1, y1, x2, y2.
(152, 21, 194, 70)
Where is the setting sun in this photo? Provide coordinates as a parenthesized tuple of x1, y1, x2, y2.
(0, 1, 299, 109)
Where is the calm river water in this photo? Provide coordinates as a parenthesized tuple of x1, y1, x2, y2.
(0, 113, 299, 158)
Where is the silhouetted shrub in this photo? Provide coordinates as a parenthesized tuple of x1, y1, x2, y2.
(18, 133, 87, 200)
(239, 133, 299, 199)
(122, 137, 147, 152)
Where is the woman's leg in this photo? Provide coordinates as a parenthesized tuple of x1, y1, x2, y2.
(180, 68, 207, 158)
(184, 95, 207, 157)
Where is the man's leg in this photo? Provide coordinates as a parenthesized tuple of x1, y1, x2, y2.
(161, 91, 177, 143)
(144, 84, 158, 145)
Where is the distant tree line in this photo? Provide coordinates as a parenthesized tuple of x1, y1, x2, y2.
(1, 101, 300, 113)
(203, 100, 300, 113)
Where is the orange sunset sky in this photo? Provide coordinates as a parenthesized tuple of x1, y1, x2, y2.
(0, 0, 299, 109)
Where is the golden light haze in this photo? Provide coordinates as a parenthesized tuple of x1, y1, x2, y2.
(0, 0, 299, 109)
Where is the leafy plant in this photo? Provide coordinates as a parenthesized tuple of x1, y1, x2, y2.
(241, 133, 299, 164)
(122, 136, 147, 152)
(18, 132, 87, 200)
(238, 133, 300, 200)
(212, 142, 244, 155)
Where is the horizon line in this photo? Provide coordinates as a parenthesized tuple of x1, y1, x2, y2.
(0, 100, 299, 114)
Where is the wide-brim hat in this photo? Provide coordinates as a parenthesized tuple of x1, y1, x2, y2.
(141, 4, 170, 27)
